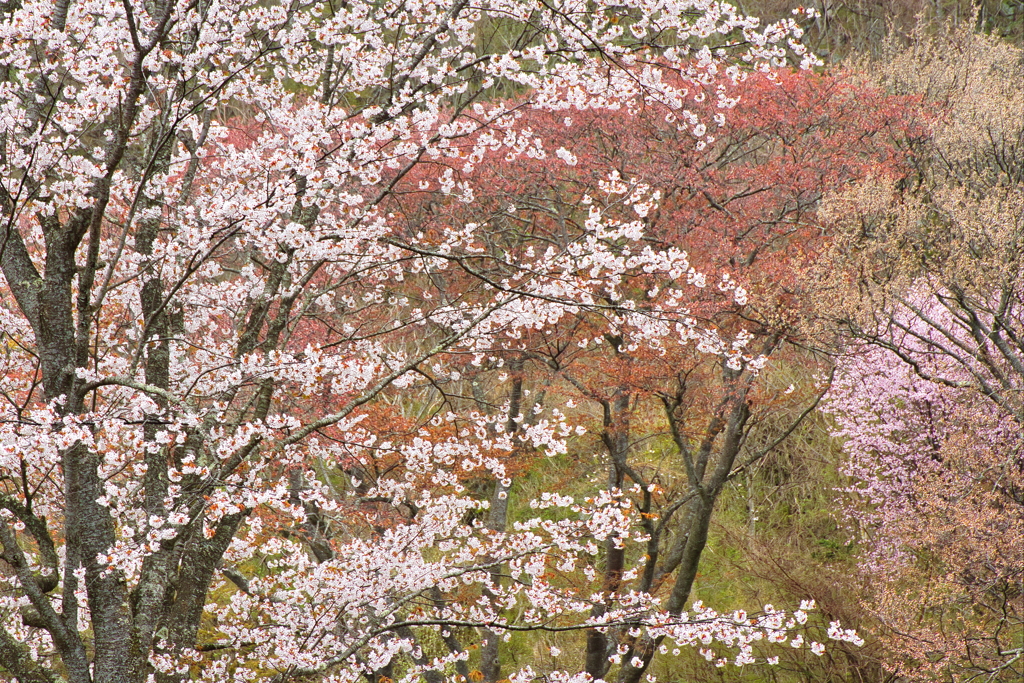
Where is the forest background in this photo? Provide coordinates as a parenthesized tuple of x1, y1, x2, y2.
(0, 0, 1021, 682)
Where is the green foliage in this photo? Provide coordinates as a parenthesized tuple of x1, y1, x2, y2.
(485, 358, 887, 682)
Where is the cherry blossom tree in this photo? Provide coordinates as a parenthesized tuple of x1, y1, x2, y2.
(0, 0, 854, 681)
(825, 312, 1024, 682)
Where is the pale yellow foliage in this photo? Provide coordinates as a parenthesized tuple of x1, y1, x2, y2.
(819, 26, 1024, 402)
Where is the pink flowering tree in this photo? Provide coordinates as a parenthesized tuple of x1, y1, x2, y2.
(0, 0, 854, 681)
(825, 297, 1024, 681)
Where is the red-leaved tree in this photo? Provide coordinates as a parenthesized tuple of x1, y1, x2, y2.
(370, 67, 918, 683)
